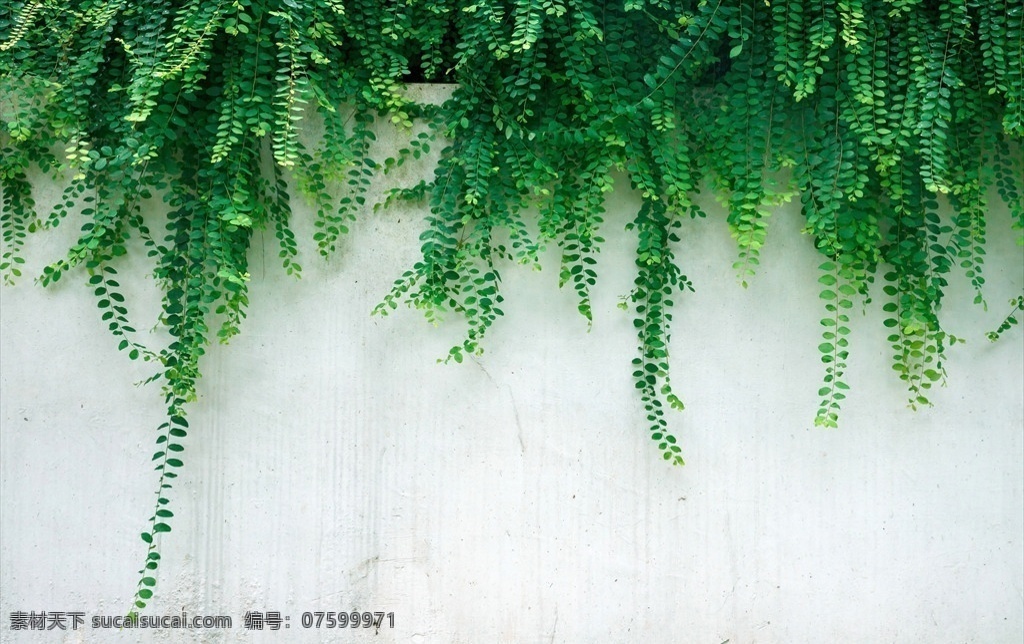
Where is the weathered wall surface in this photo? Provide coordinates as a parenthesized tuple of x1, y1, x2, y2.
(2, 88, 1022, 643)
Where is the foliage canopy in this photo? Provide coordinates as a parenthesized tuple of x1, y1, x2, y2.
(1, 0, 1022, 614)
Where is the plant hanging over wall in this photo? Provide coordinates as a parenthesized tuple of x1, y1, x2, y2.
(1, 0, 1021, 615)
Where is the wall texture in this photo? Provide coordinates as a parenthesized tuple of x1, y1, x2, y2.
(2, 90, 1022, 643)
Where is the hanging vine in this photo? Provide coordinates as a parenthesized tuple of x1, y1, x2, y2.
(1, 0, 1021, 615)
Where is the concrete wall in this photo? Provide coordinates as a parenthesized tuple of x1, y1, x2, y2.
(2, 89, 1022, 642)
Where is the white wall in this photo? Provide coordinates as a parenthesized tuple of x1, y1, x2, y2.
(2, 88, 1022, 642)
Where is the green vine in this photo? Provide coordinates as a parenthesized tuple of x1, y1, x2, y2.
(1, 0, 1021, 614)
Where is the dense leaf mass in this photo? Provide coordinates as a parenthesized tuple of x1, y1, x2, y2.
(1, 0, 1022, 612)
